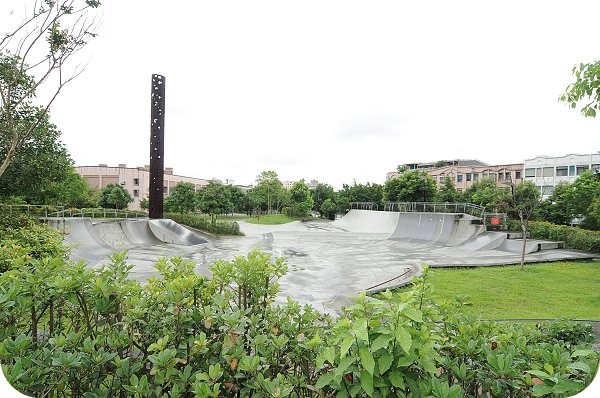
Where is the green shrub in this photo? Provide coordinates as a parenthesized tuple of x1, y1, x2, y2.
(517, 221, 600, 253)
(166, 212, 243, 236)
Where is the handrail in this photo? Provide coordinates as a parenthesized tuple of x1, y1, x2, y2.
(0, 204, 147, 219)
(349, 202, 486, 218)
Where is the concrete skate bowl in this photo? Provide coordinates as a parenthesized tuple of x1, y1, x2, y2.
(45, 210, 595, 315)
(47, 218, 208, 265)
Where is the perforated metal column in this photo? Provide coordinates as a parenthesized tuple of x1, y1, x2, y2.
(149, 74, 165, 219)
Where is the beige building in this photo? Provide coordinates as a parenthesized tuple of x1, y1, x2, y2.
(76, 164, 212, 210)
(386, 159, 524, 191)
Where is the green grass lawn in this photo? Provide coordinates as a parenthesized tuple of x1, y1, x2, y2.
(420, 261, 600, 320)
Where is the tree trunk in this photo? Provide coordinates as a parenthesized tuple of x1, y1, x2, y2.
(520, 214, 527, 271)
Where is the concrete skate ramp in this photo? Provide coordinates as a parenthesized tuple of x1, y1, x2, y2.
(331, 209, 400, 234)
(121, 220, 164, 246)
(454, 231, 508, 251)
(388, 213, 481, 246)
(62, 218, 116, 264)
(148, 219, 208, 245)
(496, 238, 542, 254)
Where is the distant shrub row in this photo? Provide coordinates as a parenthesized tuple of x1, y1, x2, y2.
(165, 212, 243, 236)
(508, 220, 600, 254)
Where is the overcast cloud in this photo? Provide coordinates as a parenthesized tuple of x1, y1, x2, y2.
(2, 0, 599, 190)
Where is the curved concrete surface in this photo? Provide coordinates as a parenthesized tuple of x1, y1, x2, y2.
(55, 211, 595, 315)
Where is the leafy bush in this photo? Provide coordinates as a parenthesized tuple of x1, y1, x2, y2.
(166, 212, 243, 236)
(0, 242, 598, 397)
(507, 220, 600, 253)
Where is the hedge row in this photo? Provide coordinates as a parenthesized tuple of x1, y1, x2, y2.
(165, 212, 243, 236)
(508, 220, 600, 254)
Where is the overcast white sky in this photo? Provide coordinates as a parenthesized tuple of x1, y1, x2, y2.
(3, 0, 600, 190)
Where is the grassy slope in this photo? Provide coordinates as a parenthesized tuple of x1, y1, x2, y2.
(424, 261, 600, 320)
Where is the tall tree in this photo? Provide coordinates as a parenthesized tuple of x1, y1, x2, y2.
(311, 183, 334, 217)
(435, 176, 460, 202)
(509, 181, 541, 271)
(0, 1, 102, 179)
(462, 178, 509, 212)
(535, 181, 574, 225)
(287, 179, 314, 218)
(559, 60, 600, 117)
(224, 184, 245, 214)
(197, 181, 233, 224)
(97, 183, 133, 210)
(164, 182, 197, 214)
(567, 170, 600, 229)
(0, 111, 73, 203)
(383, 171, 436, 203)
(255, 170, 284, 214)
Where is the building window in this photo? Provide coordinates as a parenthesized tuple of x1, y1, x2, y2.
(541, 185, 554, 196)
(543, 167, 554, 177)
(466, 173, 472, 182)
(516, 171, 521, 179)
(133, 178, 139, 186)
(577, 165, 589, 175)
(556, 166, 568, 176)
(473, 173, 479, 181)
(489, 173, 496, 181)
(498, 173, 504, 181)
(163, 186, 168, 194)
(134, 189, 139, 197)
(505, 172, 512, 181)
(457, 174, 463, 182)
(569, 165, 575, 176)
(525, 168, 535, 177)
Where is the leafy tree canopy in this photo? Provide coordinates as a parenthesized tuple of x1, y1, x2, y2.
(97, 183, 133, 209)
(197, 181, 233, 223)
(383, 171, 436, 203)
(559, 61, 600, 117)
(164, 182, 197, 214)
(287, 179, 314, 217)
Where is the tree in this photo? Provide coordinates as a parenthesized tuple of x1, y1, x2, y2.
(311, 183, 334, 217)
(0, 1, 102, 179)
(97, 183, 133, 209)
(462, 178, 509, 212)
(567, 170, 600, 229)
(44, 167, 98, 207)
(383, 171, 436, 203)
(509, 181, 541, 271)
(535, 181, 574, 225)
(242, 187, 265, 218)
(559, 61, 600, 117)
(320, 198, 337, 220)
(255, 170, 284, 214)
(435, 176, 460, 202)
(197, 181, 233, 223)
(164, 182, 197, 214)
(0, 111, 73, 203)
(287, 180, 314, 218)
(224, 184, 245, 214)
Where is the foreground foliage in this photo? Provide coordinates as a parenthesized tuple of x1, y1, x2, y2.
(0, 226, 598, 397)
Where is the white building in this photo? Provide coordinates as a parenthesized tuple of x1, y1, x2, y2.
(523, 153, 600, 198)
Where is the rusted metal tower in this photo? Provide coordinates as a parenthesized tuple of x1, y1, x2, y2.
(149, 74, 165, 219)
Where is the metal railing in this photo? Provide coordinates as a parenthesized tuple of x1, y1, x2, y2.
(349, 202, 379, 211)
(0, 204, 147, 219)
(382, 202, 486, 218)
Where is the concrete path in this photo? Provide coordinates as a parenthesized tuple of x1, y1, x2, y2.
(56, 211, 596, 315)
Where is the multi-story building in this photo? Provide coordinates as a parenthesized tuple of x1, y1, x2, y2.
(387, 159, 524, 191)
(523, 153, 600, 198)
(76, 164, 212, 210)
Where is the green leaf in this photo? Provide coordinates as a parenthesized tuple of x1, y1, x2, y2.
(360, 369, 374, 397)
(315, 372, 334, 390)
(359, 347, 375, 375)
(353, 319, 369, 342)
(552, 380, 584, 395)
(402, 308, 423, 323)
(388, 371, 404, 389)
(341, 335, 354, 357)
(323, 346, 336, 365)
(568, 361, 590, 373)
(532, 384, 554, 397)
(371, 334, 392, 352)
(378, 352, 393, 374)
(418, 357, 438, 374)
(395, 326, 411, 353)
